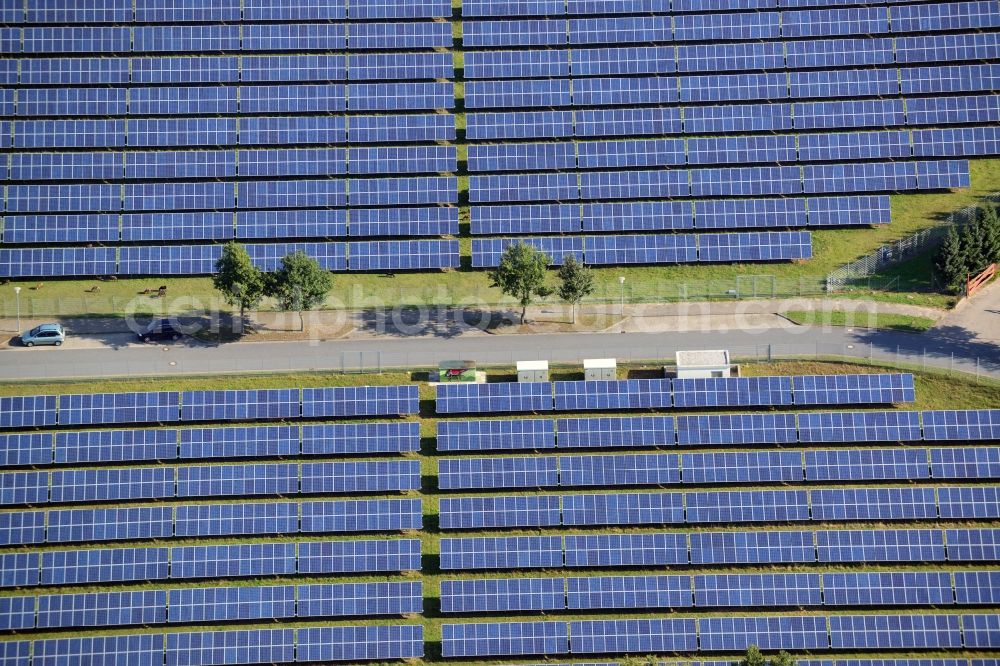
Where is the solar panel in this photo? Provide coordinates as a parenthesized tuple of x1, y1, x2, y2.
(817, 529, 946, 562)
(177, 463, 298, 498)
(464, 0, 566, 16)
(349, 240, 460, 270)
(694, 197, 806, 230)
(0, 552, 40, 587)
(470, 173, 578, 203)
(41, 546, 169, 585)
(565, 532, 688, 567)
(467, 78, 572, 109)
(441, 577, 565, 612)
(798, 410, 922, 442)
(442, 535, 561, 570)
(793, 373, 915, 405)
(439, 457, 559, 489)
(167, 628, 294, 666)
(301, 460, 421, 493)
(471, 237, 583, 268)
(302, 385, 419, 417)
(437, 419, 555, 452)
(682, 451, 804, 484)
(922, 410, 1000, 440)
(436, 382, 553, 414)
(687, 490, 810, 523)
(577, 107, 683, 136)
(174, 502, 298, 538)
(50, 467, 173, 503)
(298, 581, 423, 617)
(0, 395, 57, 429)
(695, 573, 821, 607)
(700, 616, 829, 650)
(297, 625, 423, 662)
(824, 571, 952, 606)
(300, 499, 422, 532)
(568, 574, 692, 609)
(440, 495, 561, 529)
(562, 492, 685, 526)
(945, 528, 1000, 561)
(33, 634, 163, 666)
(0, 433, 52, 466)
(812, 487, 938, 521)
(442, 621, 568, 657)
(349, 0, 450, 19)
(805, 448, 930, 481)
(348, 207, 459, 237)
(58, 392, 179, 426)
(467, 111, 573, 140)
(808, 195, 893, 227)
(2, 214, 120, 244)
(470, 204, 581, 235)
(121, 212, 234, 242)
(962, 613, 1000, 648)
(676, 413, 796, 446)
(468, 142, 576, 172)
(169, 585, 295, 624)
(554, 380, 672, 411)
(672, 376, 793, 408)
(556, 416, 675, 449)
(0, 596, 34, 630)
(829, 614, 961, 649)
(298, 539, 421, 573)
(46, 506, 173, 544)
(0, 511, 46, 546)
(302, 421, 419, 455)
(938, 486, 1000, 519)
(570, 618, 697, 654)
(582, 201, 693, 232)
(169, 543, 296, 579)
(179, 426, 298, 459)
(560, 453, 680, 487)
(466, 49, 571, 79)
(37, 590, 166, 629)
(465, 19, 569, 47)
(689, 530, 815, 564)
(0, 471, 47, 506)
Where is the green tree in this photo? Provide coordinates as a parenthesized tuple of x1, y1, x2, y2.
(979, 203, 1000, 265)
(962, 219, 988, 275)
(771, 650, 796, 666)
(556, 254, 595, 324)
(740, 645, 766, 666)
(935, 226, 968, 294)
(212, 242, 266, 334)
(267, 251, 334, 331)
(488, 242, 552, 324)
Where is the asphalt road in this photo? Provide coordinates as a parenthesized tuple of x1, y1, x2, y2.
(1, 324, 997, 381)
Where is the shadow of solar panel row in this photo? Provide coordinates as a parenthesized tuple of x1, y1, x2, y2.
(2, 625, 423, 666)
(434, 374, 915, 414)
(439, 570, 1000, 613)
(0, 499, 422, 546)
(437, 486, 1000, 528)
(0, 422, 420, 467)
(463, 3, 999, 45)
(0, 538, 420, 588)
(0, 114, 456, 147)
(0, 460, 420, 507)
(0, 239, 461, 277)
(472, 231, 813, 267)
(467, 160, 969, 205)
(0, 582, 422, 631)
(439, 527, 1000, 570)
(463, 67, 999, 110)
(469, 195, 890, 235)
(463, 34, 1000, 77)
(441, 613, 998, 656)
(466, 94, 999, 140)
(0, 385, 418, 429)
(437, 447, 1000, 489)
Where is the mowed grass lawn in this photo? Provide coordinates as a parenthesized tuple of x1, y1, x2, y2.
(2, 160, 998, 317)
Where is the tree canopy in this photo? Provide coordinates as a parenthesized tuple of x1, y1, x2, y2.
(488, 242, 552, 324)
(267, 251, 334, 331)
(556, 253, 595, 324)
(212, 242, 266, 333)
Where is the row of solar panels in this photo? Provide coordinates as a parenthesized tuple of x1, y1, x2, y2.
(464, 0, 995, 16)
(439, 527, 1000, 569)
(468, 161, 970, 204)
(441, 614, 999, 656)
(0, 460, 422, 507)
(437, 409, 1000, 451)
(470, 195, 890, 235)
(0, 422, 419, 467)
(0, 239, 460, 277)
(473, 232, 812, 267)
(0, 582, 423, 631)
(0, 83, 456, 115)
(0, 385, 418, 429)
(465, 33, 1000, 78)
(1, 208, 459, 244)
(436, 447, 1000, 489)
(0, 499, 423, 546)
(1, 538, 420, 588)
(437, 486, 1000, 528)
(2, 0, 450, 22)
(435, 374, 915, 414)
(0, 23, 453, 53)
(463, 2, 1000, 47)
(1, 625, 424, 666)
(440, 570, 1000, 613)
(465, 65, 1000, 109)
(468, 94, 1000, 139)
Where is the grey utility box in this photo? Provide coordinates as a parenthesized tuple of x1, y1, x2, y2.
(584, 358, 617, 381)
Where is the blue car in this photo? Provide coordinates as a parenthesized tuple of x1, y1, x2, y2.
(20, 323, 65, 347)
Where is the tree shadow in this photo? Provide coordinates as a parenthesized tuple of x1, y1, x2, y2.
(853, 324, 1000, 374)
(355, 306, 496, 339)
